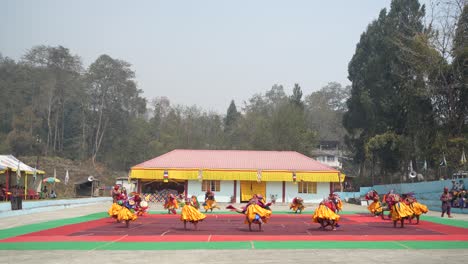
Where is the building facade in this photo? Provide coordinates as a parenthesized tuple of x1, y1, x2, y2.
(130, 149, 345, 204)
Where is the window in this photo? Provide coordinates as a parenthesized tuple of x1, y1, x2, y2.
(326, 156, 335, 162)
(201, 180, 220, 192)
(298, 182, 317, 194)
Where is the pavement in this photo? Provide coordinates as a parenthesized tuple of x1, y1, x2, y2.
(1, 201, 468, 264)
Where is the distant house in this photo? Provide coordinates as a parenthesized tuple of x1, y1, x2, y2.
(310, 141, 346, 191)
(129, 149, 345, 204)
(310, 141, 342, 170)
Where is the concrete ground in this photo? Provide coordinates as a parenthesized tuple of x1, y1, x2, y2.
(1, 201, 468, 264)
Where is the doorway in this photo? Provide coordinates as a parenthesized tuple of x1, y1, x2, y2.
(240, 181, 266, 202)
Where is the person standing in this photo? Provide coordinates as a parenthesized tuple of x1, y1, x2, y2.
(440, 187, 454, 218)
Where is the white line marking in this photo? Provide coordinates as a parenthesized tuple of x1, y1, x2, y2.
(89, 234, 128, 251)
(250, 241, 255, 249)
(161, 230, 171, 236)
(207, 234, 212, 242)
(393, 241, 411, 249)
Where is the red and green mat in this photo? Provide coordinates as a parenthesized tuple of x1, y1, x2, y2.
(1, 211, 467, 250)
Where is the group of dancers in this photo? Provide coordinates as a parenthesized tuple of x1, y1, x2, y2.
(365, 189, 429, 227)
(108, 184, 433, 231)
(108, 185, 149, 227)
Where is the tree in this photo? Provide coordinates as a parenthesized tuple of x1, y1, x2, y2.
(22, 45, 83, 156)
(223, 100, 241, 148)
(305, 82, 350, 143)
(86, 54, 146, 165)
(344, 0, 436, 180)
(290, 83, 304, 108)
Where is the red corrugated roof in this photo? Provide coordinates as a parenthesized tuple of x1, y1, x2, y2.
(132, 149, 337, 172)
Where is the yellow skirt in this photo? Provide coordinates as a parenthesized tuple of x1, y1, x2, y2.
(117, 207, 137, 222)
(203, 199, 219, 210)
(391, 202, 414, 221)
(180, 205, 206, 222)
(108, 203, 122, 217)
(368, 201, 383, 214)
(411, 202, 428, 216)
(312, 204, 340, 223)
(290, 203, 305, 211)
(244, 204, 272, 224)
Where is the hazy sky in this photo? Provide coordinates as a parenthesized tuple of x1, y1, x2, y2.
(1, 0, 395, 114)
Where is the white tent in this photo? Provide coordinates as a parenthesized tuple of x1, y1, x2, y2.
(0, 155, 45, 174)
(0, 155, 46, 199)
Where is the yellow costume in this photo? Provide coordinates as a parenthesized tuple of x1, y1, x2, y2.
(180, 204, 206, 222)
(312, 204, 340, 223)
(203, 199, 220, 211)
(108, 203, 122, 218)
(368, 201, 383, 215)
(410, 201, 428, 216)
(390, 202, 414, 221)
(117, 206, 137, 222)
(244, 204, 271, 224)
(289, 198, 305, 213)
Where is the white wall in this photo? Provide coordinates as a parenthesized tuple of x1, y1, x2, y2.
(187, 180, 331, 203)
(187, 180, 234, 203)
(266, 181, 282, 202)
(284, 182, 330, 203)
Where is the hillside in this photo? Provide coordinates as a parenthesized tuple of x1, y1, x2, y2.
(18, 156, 128, 198)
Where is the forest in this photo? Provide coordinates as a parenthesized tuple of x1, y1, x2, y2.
(0, 0, 466, 187)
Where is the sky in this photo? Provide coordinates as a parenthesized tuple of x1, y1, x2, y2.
(1, 0, 395, 114)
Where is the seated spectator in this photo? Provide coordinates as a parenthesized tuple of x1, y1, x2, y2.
(42, 185, 48, 198)
(50, 190, 57, 199)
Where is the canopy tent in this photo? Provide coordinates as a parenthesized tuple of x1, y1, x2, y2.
(0, 164, 6, 174)
(0, 155, 45, 174)
(130, 149, 345, 182)
(0, 155, 46, 200)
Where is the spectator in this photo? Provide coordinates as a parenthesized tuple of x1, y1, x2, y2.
(440, 187, 453, 218)
(42, 185, 48, 198)
(50, 190, 57, 199)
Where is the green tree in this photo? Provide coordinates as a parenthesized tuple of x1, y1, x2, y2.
(86, 54, 146, 165)
(344, 0, 436, 180)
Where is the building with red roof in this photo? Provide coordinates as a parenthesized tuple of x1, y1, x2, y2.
(130, 149, 344, 203)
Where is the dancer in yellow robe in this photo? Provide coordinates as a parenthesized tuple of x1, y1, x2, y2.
(180, 197, 206, 230)
(312, 199, 340, 230)
(289, 197, 305, 213)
